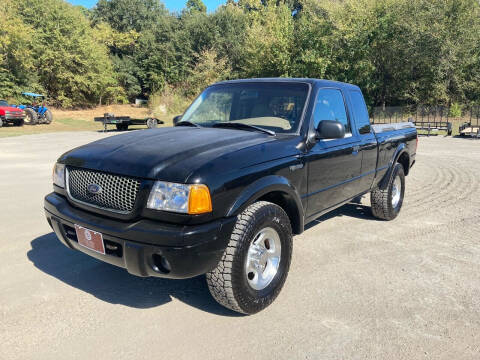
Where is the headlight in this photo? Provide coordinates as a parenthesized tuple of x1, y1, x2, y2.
(52, 163, 65, 188)
(147, 181, 212, 214)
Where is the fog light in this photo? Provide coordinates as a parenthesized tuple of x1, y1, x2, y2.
(152, 254, 171, 274)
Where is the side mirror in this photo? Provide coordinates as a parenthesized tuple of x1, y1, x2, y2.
(316, 120, 345, 139)
(173, 115, 182, 125)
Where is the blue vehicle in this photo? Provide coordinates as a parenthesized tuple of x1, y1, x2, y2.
(14, 92, 53, 125)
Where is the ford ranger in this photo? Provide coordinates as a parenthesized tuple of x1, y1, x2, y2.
(44, 79, 417, 314)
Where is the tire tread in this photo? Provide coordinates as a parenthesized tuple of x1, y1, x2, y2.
(370, 163, 405, 220)
(206, 201, 291, 314)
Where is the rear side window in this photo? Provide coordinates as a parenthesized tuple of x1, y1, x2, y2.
(313, 89, 350, 134)
(349, 91, 371, 134)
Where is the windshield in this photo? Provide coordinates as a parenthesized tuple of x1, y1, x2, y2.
(0, 100, 8, 106)
(181, 82, 309, 134)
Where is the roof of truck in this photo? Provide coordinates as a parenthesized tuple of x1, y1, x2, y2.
(215, 78, 361, 90)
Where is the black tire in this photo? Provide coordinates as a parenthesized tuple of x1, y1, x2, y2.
(43, 109, 53, 124)
(206, 201, 293, 314)
(14, 119, 24, 126)
(24, 108, 38, 125)
(116, 123, 128, 131)
(0, 118, 3, 127)
(146, 118, 158, 129)
(370, 163, 405, 220)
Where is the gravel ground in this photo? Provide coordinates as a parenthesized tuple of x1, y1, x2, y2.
(1, 132, 479, 360)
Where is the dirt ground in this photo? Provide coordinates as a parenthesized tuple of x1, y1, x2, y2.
(0, 132, 479, 359)
(0, 105, 173, 138)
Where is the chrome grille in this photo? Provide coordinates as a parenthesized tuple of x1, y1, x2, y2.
(67, 167, 140, 213)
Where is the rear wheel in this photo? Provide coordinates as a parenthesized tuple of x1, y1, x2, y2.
(14, 119, 24, 126)
(370, 163, 405, 220)
(24, 108, 38, 125)
(206, 201, 293, 314)
(116, 123, 128, 131)
(0, 118, 3, 127)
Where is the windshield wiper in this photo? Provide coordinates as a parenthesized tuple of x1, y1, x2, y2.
(212, 122, 275, 136)
(175, 120, 202, 128)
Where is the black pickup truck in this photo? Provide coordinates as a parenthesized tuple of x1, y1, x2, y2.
(44, 79, 417, 314)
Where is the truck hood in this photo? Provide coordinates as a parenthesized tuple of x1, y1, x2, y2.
(59, 127, 292, 182)
(0, 106, 23, 113)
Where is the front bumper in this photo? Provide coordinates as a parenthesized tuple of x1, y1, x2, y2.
(44, 192, 236, 279)
(3, 113, 25, 121)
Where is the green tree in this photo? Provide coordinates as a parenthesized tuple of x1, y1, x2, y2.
(211, 3, 249, 77)
(0, 0, 36, 99)
(16, 0, 124, 106)
(92, 0, 168, 32)
(241, 1, 295, 77)
(186, 0, 207, 14)
(182, 48, 232, 97)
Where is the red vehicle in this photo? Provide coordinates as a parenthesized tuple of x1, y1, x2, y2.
(0, 100, 25, 127)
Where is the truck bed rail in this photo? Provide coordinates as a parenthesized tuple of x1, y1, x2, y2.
(372, 122, 415, 133)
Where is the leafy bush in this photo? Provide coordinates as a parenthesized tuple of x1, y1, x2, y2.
(148, 86, 191, 118)
(449, 103, 463, 118)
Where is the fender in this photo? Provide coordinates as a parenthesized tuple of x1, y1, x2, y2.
(227, 175, 304, 234)
(379, 143, 409, 190)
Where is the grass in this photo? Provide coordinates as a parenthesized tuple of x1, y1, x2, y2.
(0, 104, 174, 138)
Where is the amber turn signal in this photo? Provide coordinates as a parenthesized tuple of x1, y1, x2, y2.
(188, 184, 212, 214)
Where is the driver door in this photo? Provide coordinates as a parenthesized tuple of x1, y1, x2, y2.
(305, 88, 362, 218)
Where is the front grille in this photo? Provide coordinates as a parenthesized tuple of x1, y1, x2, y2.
(67, 167, 140, 213)
(5, 111, 24, 119)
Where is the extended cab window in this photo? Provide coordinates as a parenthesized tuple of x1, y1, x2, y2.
(349, 90, 371, 134)
(313, 89, 350, 134)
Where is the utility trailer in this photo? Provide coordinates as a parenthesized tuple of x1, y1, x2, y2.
(459, 106, 480, 138)
(94, 113, 164, 131)
(413, 120, 452, 136)
(459, 122, 480, 138)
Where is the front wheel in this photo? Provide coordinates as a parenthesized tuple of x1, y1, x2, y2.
(206, 201, 293, 314)
(370, 163, 405, 220)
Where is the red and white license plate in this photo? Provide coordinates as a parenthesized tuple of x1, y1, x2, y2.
(74, 224, 105, 255)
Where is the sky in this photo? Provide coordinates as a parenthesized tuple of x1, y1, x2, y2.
(67, 0, 226, 12)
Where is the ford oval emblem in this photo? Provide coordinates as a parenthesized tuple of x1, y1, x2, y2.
(87, 184, 102, 195)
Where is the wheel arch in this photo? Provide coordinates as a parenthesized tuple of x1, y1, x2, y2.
(397, 151, 410, 176)
(379, 144, 410, 190)
(226, 175, 304, 235)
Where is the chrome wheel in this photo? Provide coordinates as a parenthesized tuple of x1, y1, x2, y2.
(146, 118, 157, 128)
(391, 175, 402, 208)
(245, 227, 281, 291)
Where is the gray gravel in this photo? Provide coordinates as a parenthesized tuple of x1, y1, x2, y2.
(1, 132, 479, 359)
